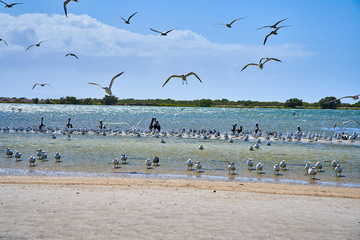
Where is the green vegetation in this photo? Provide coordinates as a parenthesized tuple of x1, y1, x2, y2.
(1, 96, 359, 109)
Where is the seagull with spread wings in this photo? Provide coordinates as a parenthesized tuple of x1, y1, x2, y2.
(257, 18, 288, 30)
(64, 0, 78, 18)
(162, 72, 202, 87)
(216, 17, 246, 28)
(25, 41, 46, 51)
(0, 1, 22, 8)
(334, 120, 360, 128)
(121, 12, 137, 24)
(263, 26, 288, 45)
(88, 72, 125, 96)
(326, 94, 360, 104)
(0, 38, 8, 46)
(241, 58, 281, 71)
(149, 28, 174, 36)
(32, 83, 54, 89)
(65, 53, 79, 59)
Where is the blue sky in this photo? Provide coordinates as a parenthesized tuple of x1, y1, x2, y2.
(0, 0, 359, 103)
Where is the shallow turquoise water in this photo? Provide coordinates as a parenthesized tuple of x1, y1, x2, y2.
(0, 103, 359, 186)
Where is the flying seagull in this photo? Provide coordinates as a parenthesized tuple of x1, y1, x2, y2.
(263, 26, 287, 45)
(241, 58, 281, 71)
(64, 0, 78, 18)
(326, 94, 360, 104)
(0, 1, 22, 8)
(65, 53, 79, 59)
(149, 28, 174, 36)
(25, 41, 46, 52)
(0, 38, 8, 46)
(88, 71, 125, 96)
(334, 120, 360, 128)
(121, 12, 137, 24)
(162, 72, 202, 87)
(257, 18, 288, 30)
(216, 17, 246, 28)
(32, 83, 54, 89)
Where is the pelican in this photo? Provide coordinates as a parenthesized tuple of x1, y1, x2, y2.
(149, 28, 174, 36)
(88, 71, 125, 96)
(6, 148, 13, 158)
(162, 72, 202, 87)
(326, 94, 360, 104)
(247, 158, 254, 170)
(315, 161, 322, 172)
(120, 154, 127, 164)
(198, 144, 204, 150)
(153, 156, 160, 166)
(55, 152, 61, 162)
(256, 162, 263, 174)
(112, 158, 120, 168)
(263, 26, 288, 45)
(36, 149, 43, 159)
(0, 1, 22, 8)
(0, 38, 8, 46)
(65, 53, 79, 59)
(145, 158, 152, 169)
(28, 156, 36, 166)
(186, 158, 194, 170)
(25, 41, 46, 51)
(334, 120, 360, 128)
(195, 161, 202, 172)
(121, 12, 137, 24)
(216, 17, 246, 28)
(335, 164, 342, 177)
(241, 58, 281, 71)
(32, 83, 54, 89)
(64, 0, 79, 18)
(308, 167, 317, 179)
(279, 160, 286, 170)
(227, 162, 236, 175)
(15, 151, 21, 161)
(273, 164, 280, 175)
(257, 18, 288, 30)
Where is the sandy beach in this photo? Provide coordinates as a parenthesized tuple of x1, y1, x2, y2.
(0, 176, 359, 239)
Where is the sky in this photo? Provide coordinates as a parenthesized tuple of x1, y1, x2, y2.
(0, 0, 359, 103)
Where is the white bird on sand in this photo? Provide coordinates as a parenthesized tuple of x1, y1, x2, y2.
(273, 164, 280, 175)
(247, 158, 254, 170)
(6, 148, 13, 158)
(112, 158, 120, 168)
(145, 158, 152, 169)
(304, 162, 312, 171)
(64, 0, 79, 17)
(195, 161, 202, 172)
(315, 161, 322, 172)
(162, 72, 202, 87)
(256, 162, 263, 174)
(120, 154, 127, 164)
(186, 158, 194, 170)
(55, 152, 61, 162)
(241, 57, 281, 71)
(335, 164, 342, 177)
(216, 17, 246, 28)
(88, 71, 125, 96)
(308, 167, 317, 179)
(279, 160, 287, 170)
(227, 162, 236, 175)
(15, 151, 21, 161)
(28, 156, 36, 166)
(153, 156, 160, 166)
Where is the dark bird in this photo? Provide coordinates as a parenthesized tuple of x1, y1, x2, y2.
(88, 71, 125, 96)
(39, 117, 45, 130)
(0, 38, 8, 46)
(162, 72, 202, 87)
(32, 83, 54, 89)
(149, 28, 174, 36)
(257, 18, 288, 30)
(64, 0, 79, 18)
(121, 12, 137, 24)
(65, 53, 79, 59)
(241, 58, 281, 71)
(216, 17, 246, 28)
(0, 1, 22, 8)
(25, 41, 46, 51)
(326, 94, 360, 104)
(263, 26, 287, 45)
(334, 120, 360, 128)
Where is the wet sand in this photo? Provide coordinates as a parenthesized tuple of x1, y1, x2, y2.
(1, 176, 360, 239)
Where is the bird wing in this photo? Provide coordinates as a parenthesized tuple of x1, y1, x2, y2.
(274, 26, 287, 32)
(185, 72, 202, 83)
(64, 0, 71, 17)
(229, 17, 246, 26)
(346, 120, 360, 125)
(274, 18, 288, 27)
(241, 63, 258, 71)
(109, 71, 125, 89)
(88, 82, 105, 89)
(215, 23, 226, 25)
(0, 39, 8, 46)
(259, 57, 269, 64)
(149, 28, 163, 34)
(256, 25, 271, 30)
(120, 17, 127, 22)
(263, 58, 282, 64)
(128, 12, 137, 21)
(25, 44, 35, 51)
(162, 75, 180, 87)
(165, 29, 174, 35)
(38, 40, 46, 45)
(11, 3, 23, 6)
(334, 121, 343, 128)
(32, 83, 39, 89)
(73, 54, 79, 59)
(43, 84, 54, 89)
(0, 1, 6, 5)
(339, 95, 358, 100)
(263, 32, 272, 45)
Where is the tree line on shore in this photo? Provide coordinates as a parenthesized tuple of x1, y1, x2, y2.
(1, 96, 359, 109)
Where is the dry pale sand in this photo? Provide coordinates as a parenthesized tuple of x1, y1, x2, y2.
(1, 176, 360, 240)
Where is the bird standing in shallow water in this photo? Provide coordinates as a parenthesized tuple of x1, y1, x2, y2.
(186, 159, 194, 170)
(88, 71, 125, 96)
(162, 72, 202, 87)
